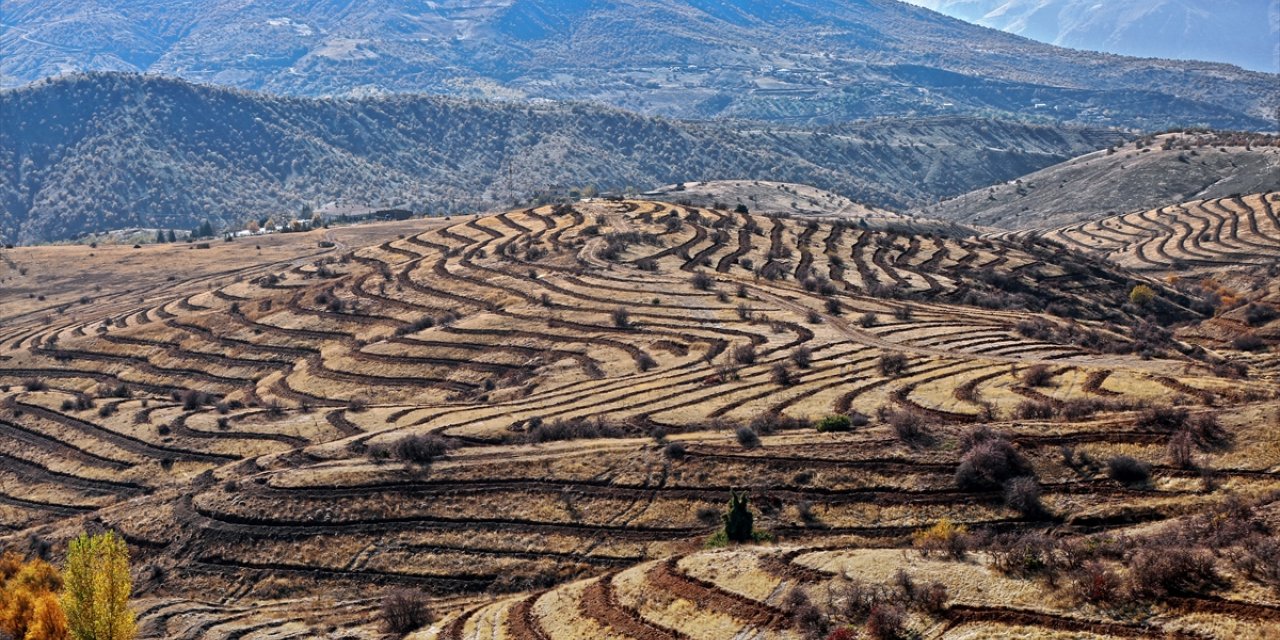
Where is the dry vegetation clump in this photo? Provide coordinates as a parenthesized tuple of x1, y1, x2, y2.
(690, 271, 715, 291)
(1244, 303, 1278, 326)
(805, 569, 949, 640)
(885, 409, 929, 446)
(372, 433, 450, 465)
(770, 363, 798, 386)
(1014, 399, 1055, 420)
(379, 589, 432, 635)
(790, 346, 812, 369)
(663, 441, 686, 459)
(523, 417, 628, 443)
(610, 307, 630, 329)
(877, 353, 909, 377)
(1019, 364, 1053, 388)
(912, 518, 970, 559)
(1106, 455, 1151, 485)
(954, 426, 1045, 517)
(749, 413, 809, 434)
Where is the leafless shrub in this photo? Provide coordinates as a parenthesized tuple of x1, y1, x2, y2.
(691, 271, 714, 290)
(380, 589, 433, 635)
(788, 348, 808, 368)
(749, 413, 809, 434)
(989, 531, 1065, 579)
(878, 353, 909, 377)
(887, 409, 928, 446)
(1232, 535, 1280, 591)
(1067, 561, 1123, 606)
(1003, 476, 1046, 518)
(1106, 455, 1151, 485)
(1020, 365, 1053, 388)
(864, 604, 907, 640)
(526, 417, 626, 443)
(611, 307, 631, 328)
(1168, 430, 1196, 468)
(1136, 405, 1189, 431)
(1127, 547, 1221, 598)
(1014, 400, 1054, 420)
(385, 434, 450, 464)
(731, 343, 757, 365)
(347, 395, 370, 413)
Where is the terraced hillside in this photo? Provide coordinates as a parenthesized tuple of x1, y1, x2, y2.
(1012, 191, 1280, 384)
(0, 200, 1277, 639)
(1030, 192, 1280, 273)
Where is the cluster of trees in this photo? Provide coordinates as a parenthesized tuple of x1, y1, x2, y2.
(0, 532, 135, 640)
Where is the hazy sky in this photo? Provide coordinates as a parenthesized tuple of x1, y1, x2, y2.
(901, 0, 1278, 72)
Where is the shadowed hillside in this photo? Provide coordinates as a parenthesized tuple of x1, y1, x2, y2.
(0, 74, 1125, 244)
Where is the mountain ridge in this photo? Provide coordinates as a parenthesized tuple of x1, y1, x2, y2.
(0, 72, 1125, 244)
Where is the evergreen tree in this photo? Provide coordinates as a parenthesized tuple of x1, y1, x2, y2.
(165, 230, 176, 243)
(722, 491, 754, 543)
(62, 531, 135, 640)
(198, 220, 214, 238)
(155, 230, 165, 244)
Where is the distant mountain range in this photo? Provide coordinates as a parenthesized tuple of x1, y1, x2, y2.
(0, 73, 1123, 244)
(905, 0, 1278, 73)
(1, 0, 1275, 130)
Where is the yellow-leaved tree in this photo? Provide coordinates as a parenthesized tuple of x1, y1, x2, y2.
(0, 550, 69, 640)
(62, 532, 134, 640)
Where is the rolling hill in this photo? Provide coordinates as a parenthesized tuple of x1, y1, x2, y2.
(0, 73, 1126, 244)
(917, 132, 1280, 230)
(0, 196, 1276, 638)
(1, 0, 1276, 129)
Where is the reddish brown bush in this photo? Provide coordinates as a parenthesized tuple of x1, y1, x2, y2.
(1068, 561, 1123, 606)
(887, 410, 928, 446)
(955, 430, 1032, 491)
(1127, 547, 1221, 598)
(864, 604, 907, 640)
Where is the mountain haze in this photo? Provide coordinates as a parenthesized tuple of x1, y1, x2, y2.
(905, 0, 1279, 73)
(1, 0, 1275, 130)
